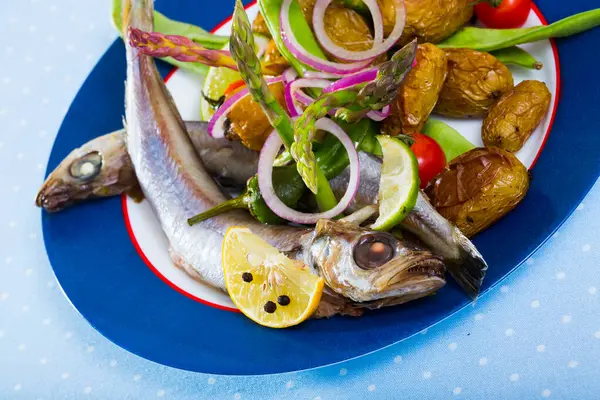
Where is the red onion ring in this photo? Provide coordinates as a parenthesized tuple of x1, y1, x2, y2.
(280, 0, 373, 75)
(366, 105, 391, 121)
(282, 67, 298, 84)
(208, 76, 284, 138)
(303, 71, 343, 79)
(258, 118, 360, 224)
(313, 0, 406, 62)
(284, 78, 331, 117)
(322, 69, 377, 94)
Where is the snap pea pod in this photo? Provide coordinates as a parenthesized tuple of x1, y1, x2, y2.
(112, 0, 229, 76)
(438, 8, 600, 52)
(188, 119, 378, 225)
(258, 0, 328, 75)
(491, 47, 543, 70)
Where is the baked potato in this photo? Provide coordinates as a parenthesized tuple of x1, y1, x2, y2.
(394, 0, 474, 45)
(435, 48, 514, 118)
(225, 81, 287, 151)
(323, 4, 374, 59)
(482, 80, 551, 152)
(262, 40, 291, 75)
(252, 12, 271, 37)
(424, 147, 529, 237)
(381, 43, 448, 136)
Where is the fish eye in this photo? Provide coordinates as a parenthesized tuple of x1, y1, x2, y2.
(69, 151, 103, 181)
(353, 233, 396, 270)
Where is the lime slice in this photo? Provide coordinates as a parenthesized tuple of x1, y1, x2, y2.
(199, 35, 271, 121)
(222, 226, 324, 328)
(371, 135, 420, 231)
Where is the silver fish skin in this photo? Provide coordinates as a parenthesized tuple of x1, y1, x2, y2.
(36, 122, 258, 212)
(330, 152, 488, 297)
(122, 0, 447, 314)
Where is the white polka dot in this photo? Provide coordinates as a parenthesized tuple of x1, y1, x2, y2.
(207, 377, 215, 384)
(3, 77, 11, 84)
(37, 163, 45, 170)
(233, 393, 241, 400)
(29, 233, 37, 239)
(367, 384, 376, 392)
(594, 331, 600, 339)
(22, 87, 31, 95)
(537, 344, 546, 352)
(44, 65, 52, 73)
(6, 47, 14, 54)
(531, 300, 540, 308)
(582, 244, 591, 252)
(28, 25, 36, 32)
(286, 381, 294, 389)
(50, 5, 57, 11)
(0, 108, 6, 116)
(474, 313, 484, 321)
(68, 14, 76, 22)
(46, 36, 55, 43)
(505, 328, 515, 337)
(12, 185, 20, 192)
(86, 54, 94, 61)
(542, 389, 551, 398)
(84, 386, 92, 394)
(64, 331, 73, 339)
(47, 281, 55, 288)
(500, 285, 509, 293)
(526, 258, 535, 266)
(39, 357, 48, 365)
(556, 272, 566, 280)
(0, 330, 4, 338)
(509, 373, 519, 382)
(8, 221, 16, 228)
(19, 119, 26, 127)
(340, 368, 347, 376)
(157, 389, 165, 397)
(589, 286, 597, 295)
(14, 384, 21, 391)
(313, 397, 322, 400)
(42, 318, 51, 325)
(89, 23, 96, 30)
(479, 357, 488, 366)
(25, 269, 33, 276)
(109, 359, 117, 367)
(66, 44, 75, 52)
(0, 293, 9, 301)
(16, 152, 24, 159)
(423, 371, 432, 379)
(23, 305, 30, 312)
(17, 343, 26, 351)
(86, 345, 95, 353)
(562, 315, 572, 324)
(568, 360, 579, 368)
(64, 75, 72, 83)
(577, 203, 585, 211)
(133, 374, 141, 381)
(4, 257, 12, 264)
(8, 16, 18, 24)
(448, 342, 457, 351)
(453, 387, 462, 395)
(61, 372, 70, 379)
(394, 355, 402, 363)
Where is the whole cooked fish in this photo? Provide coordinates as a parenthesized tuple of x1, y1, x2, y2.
(39, 123, 486, 295)
(36, 122, 257, 212)
(122, 0, 446, 317)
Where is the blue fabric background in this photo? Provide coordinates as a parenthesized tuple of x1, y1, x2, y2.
(1, 0, 599, 398)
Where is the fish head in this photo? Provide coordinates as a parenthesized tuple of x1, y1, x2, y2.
(309, 219, 446, 304)
(36, 132, 136, 212)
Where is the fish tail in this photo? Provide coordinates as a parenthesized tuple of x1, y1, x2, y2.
(122, 0, 154, 37)
(446, 228, 488, 299)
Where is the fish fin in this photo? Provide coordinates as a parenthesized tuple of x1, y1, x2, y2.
(446, 228, 488, 299)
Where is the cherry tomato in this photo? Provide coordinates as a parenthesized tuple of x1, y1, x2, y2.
(223, 79, 246, 97)
(410, 134, 447, 188)
(475, 0, 532, 29)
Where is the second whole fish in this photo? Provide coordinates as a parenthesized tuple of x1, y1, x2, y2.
(122, 0, 448, 317)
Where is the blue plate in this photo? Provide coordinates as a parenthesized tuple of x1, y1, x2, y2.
(42, 0, 600, 375)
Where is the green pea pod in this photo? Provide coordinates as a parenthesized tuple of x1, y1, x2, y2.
(112, 0, 229, 76)
(491, 46, 543, 70)
(438, 8, 600, 52)
(422, 119, 475, 162)
(258, 0, 328, 75)
(188, 119, 379, 225)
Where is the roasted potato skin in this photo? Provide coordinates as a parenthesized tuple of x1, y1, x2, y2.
(482, 80, 552, 152)
(225, 81, 287, 151)
(424, 147, 529, 237)
(382, 43, 448, 136)
(435, 49, 514, 118)
(252, 12, 271, 37)
(262, 40, 291, 75)
(323, 4, 374, 59)
(397, 0, 474, 45)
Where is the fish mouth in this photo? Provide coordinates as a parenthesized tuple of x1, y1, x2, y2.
(375, 253, 446, 290)
(35, 180, 77, 212)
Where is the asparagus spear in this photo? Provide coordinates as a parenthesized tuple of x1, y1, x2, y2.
(229, 0, 337, 211)
(291, 39, 418, 193)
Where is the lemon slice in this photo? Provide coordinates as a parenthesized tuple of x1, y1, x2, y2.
(199, 35, 271, 121)
(222, 226, 324, 328)
(371, 135, 419, 231)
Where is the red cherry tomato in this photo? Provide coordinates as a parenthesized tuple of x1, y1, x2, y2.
(475, 0, 532, 29)
(223, 79, 246, 97)
(410, 134, 447, 188)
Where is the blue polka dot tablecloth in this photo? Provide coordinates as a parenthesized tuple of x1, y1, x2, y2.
(2, 0, 600, 399)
